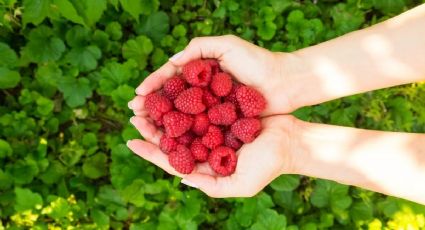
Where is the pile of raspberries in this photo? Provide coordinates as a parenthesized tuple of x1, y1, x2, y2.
(144, 59, 266, 176)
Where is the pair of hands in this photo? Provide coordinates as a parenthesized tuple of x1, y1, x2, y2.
(127, 35, 303, 197)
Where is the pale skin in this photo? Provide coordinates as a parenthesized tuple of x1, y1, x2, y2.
(127, 4, 425, 204)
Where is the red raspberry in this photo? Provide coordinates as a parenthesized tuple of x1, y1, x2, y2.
(174, 87, 206, 114)
(205, 59, 220, 75)
(225, 83, 242, 106)
(177, 131, 195, 146)
(190, 138, 209, 162)
(202, 125, 224, 149)
(169, 145, 195, 174)
(163, 76, 186, 100)
(162, 111, 193, 137)
(182, 59, 212, 87)
(231, 118, 261, 143)
(203, 89, 220, 108)
(192, 113, 210, 136)
(144, 92, 173, 121)
(236, 86, 266, 117)
(208, 102, 237, 126)
(159, 135, 178, 153)
(208, 146, 237, 176)
(210, 72, 232, 97)
(224, 130, 242, 150)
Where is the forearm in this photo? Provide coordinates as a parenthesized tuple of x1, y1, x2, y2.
(290, 119, 425, 205)
(284, 4, 425, 108)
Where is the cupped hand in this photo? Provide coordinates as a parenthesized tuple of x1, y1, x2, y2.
(129, 35, 297, 116)
(127, 114, 297, 198)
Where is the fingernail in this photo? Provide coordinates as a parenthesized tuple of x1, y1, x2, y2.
(169, 50, 184, 62)
(129, 116, 136, 125)
(135, 86, 144, 95)
(181, 179, 198, 188)
(126, 140, 133, 147)
(128, 100, 135, 109)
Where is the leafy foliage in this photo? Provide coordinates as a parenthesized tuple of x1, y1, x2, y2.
(1, 0, 425, 229)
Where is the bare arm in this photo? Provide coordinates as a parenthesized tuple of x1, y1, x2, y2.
(290, 119, 425, 205)
(284, 4, 425, 108)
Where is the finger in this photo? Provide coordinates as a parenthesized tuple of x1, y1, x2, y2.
(135, 61, 178, 96)
(170, 35, 236, 66)
(182, 173, 260, 198)
(128, 95, 146, 111)
(130, 116, 162, 145)
(127, 139, 184, 177)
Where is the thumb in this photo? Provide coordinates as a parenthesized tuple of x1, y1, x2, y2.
(169, 35, 235, 66)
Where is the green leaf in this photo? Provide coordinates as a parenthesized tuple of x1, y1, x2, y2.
(310, 180, 352, 211)
(0, 139, 12, 158)
(39, 160, 66, 184)
(270, 175, 300, 191)
(46, 197, 70, 220)
(120, 179, 146, 207)
(53, 0, 85, 26)
(0, 42, 18, 67)
(83, 0, 107, 26)
(23, 26, 66, 63)
(65, 46, 102, 71)
(122, 35, 153, 69)
(257, 21, 277, 41)
(350, 202, 373, 222)
(0, 169, 13, 189)
(119, 0, 159, 20)
(14, 187, 43, 212)
(22, 0, 50, 26)
(0, 67, 21, 89)
(136, 11, 169, 42)
(111, 84, 135, 108)
(250, 209, 286, 230)
(91, 209, 110, 227)
(36, 96, 54, 116)
(7, 159, 39, 185)
(106, 22, 123, 41)
(373, 0, 406, 14)
(57, 77, 92, 107)
(82, 153, 107, 179)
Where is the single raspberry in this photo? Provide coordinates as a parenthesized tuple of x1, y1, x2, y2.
(177, 132, 195, 146)
(203, 89, 220, 108)
(190, 138, 209, 162)
(236, 86, 266, 117)
(224, 130, 242, 150)
(208, 102, 237, 125)
(163, 76, 186, 100)
(159, 135, 178, 153)
(192, 113, 210, 136)
(205, 59, 220, 75)
(169, 145, 195, 174)
(225, 83, 242, 106)
(174, 87, 206, 114)
(182, 59, 212, 87)
(208, 146, 237, 176)
(231, 118, 262, 143)
(202, 125, 224, 149)
(144, 92, 173, 121)
(162, 111, 193, 137)
(210, 72, 233, 97)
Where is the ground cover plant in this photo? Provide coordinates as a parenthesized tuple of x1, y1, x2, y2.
(1, 0, 425, 229)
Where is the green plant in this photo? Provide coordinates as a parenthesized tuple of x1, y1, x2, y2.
(1, 0, 424, 229)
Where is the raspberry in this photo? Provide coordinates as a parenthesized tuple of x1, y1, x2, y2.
(177, 132, 195, 146)
(162, 111, 193, 137)
(145, 92, 173, 121)
(236, 86, 266, 117)
(203, 89, 220, 108)
(205, 59, 220, 75)
(190, 138, 209, 162)
(224, 130, 242, 150)
(192, 113, 210, 136)
(225, 83, 242, 106)
(231, 118, 261, 143)
(182, 59, 212, 87)
(169, 145, 195, 174)
(208, 146, 237, 176)
(159, 135, 178, 153)
(163, 76, 186, 100)
(208, 102, 237, 125)
(202, 125, 224, 149)
(174, 87, 206, 114)
(210, 72, 232, 97)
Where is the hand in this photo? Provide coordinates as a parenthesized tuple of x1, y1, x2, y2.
(127, 115, 297, 198)
(129, 35, 298, 116)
